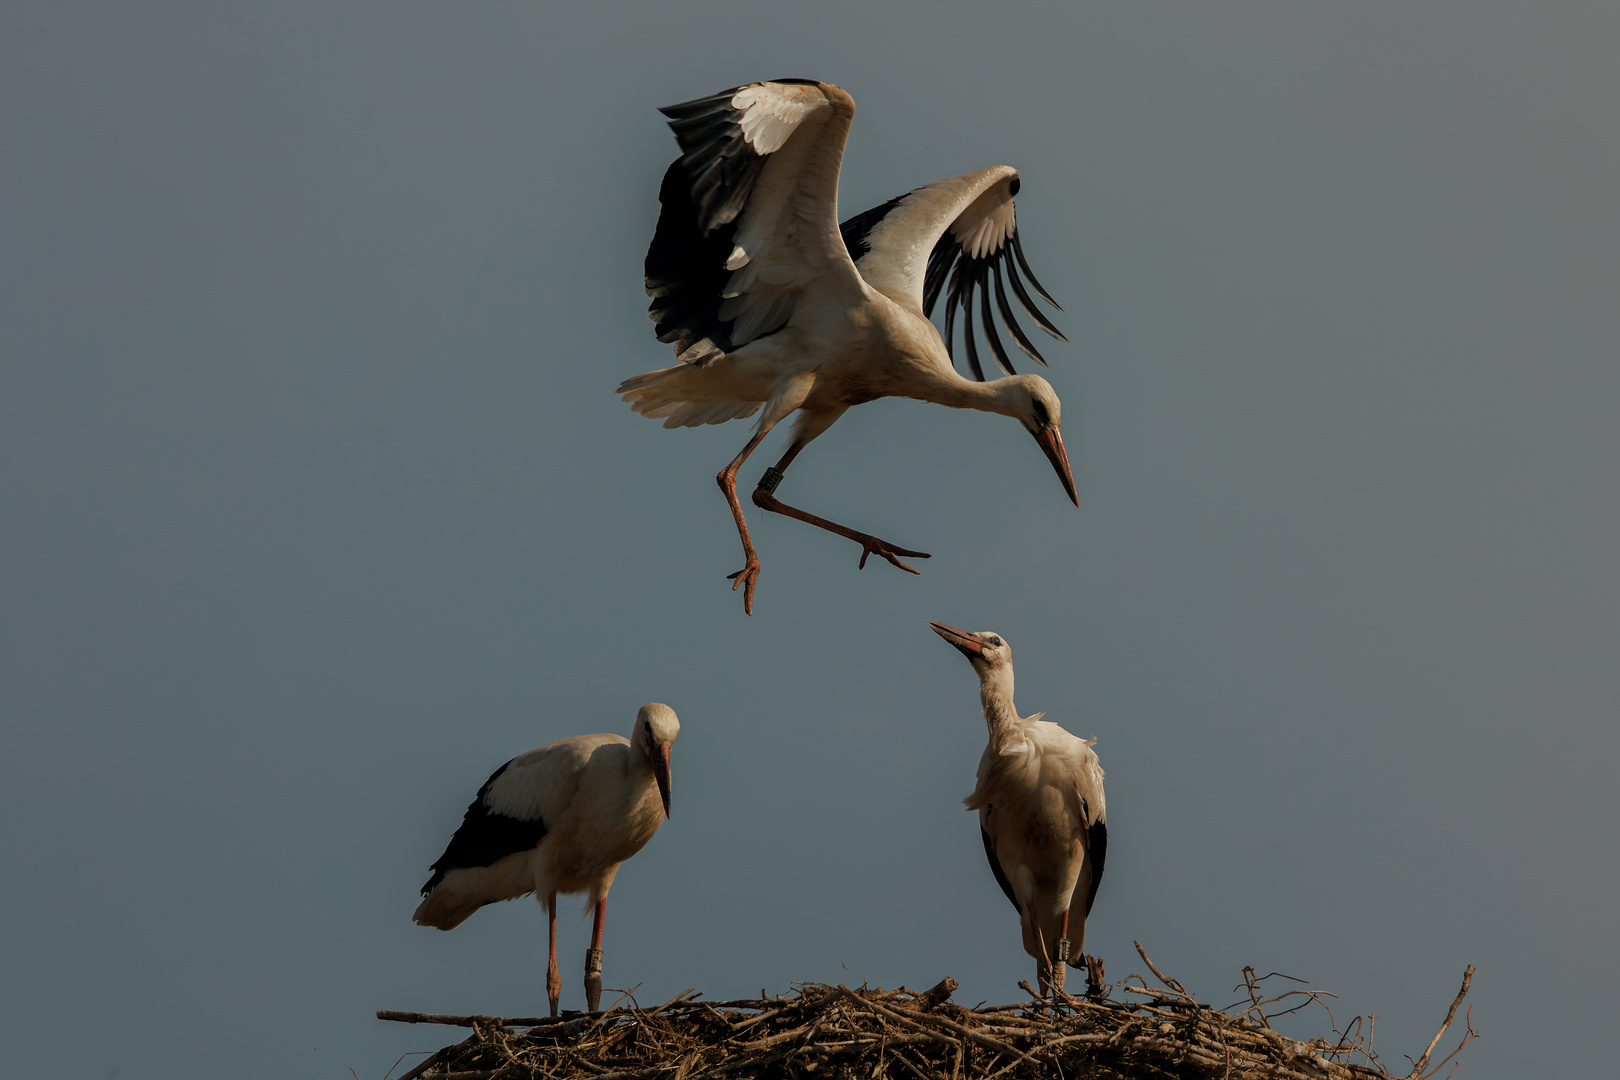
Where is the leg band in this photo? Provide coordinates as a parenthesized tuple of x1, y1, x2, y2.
(585, 948, 603, 973)
(757, 467, 784, 495)
(1055, 938, 1071, 963)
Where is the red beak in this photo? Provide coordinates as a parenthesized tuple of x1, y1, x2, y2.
(930, 621, 984, 659)
(1033, 426, 1078, 506)
(654, 743, 672, 818)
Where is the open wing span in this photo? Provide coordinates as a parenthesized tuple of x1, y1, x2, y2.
(645, 80, 858, 366)
(840, 168, 1067, 382)
(922, 177, 1066, 381)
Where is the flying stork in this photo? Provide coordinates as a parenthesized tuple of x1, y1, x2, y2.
(620, 79, 1076, 614)
(413, 703, 680, 1016)
(929, 622, 1106, 995)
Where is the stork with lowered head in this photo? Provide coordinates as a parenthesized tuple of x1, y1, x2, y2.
(413, 703, 680, 1015)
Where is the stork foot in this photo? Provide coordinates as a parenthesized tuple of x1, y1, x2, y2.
(854, 535, 931, 574)
(726, 559, 760, 615)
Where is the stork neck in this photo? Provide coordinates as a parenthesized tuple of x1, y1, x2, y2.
(978, 667, 1021, 735)
(916, 366, 1029, 420)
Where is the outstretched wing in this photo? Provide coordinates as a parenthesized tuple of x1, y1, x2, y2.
(840, 167, 1066, 381)
(646, 79, 865, 366)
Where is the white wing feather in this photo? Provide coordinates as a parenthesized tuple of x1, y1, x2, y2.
(850, 166, 1018, 311)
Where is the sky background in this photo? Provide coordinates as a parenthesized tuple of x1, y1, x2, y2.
(3, 3, 1616, 1078)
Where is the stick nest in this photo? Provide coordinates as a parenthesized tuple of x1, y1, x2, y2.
(379, 943, 1475, 1080)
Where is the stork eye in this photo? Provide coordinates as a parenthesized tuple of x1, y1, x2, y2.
(988, 636, 1004, 647)
(1030, 399, 1050, 428)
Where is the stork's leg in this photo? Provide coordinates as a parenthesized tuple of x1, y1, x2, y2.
(750, 440, 931, 574)
(1051, 910, 1070, 994)
(583, 898, 606, 1012)
(716, 429, 771, 615)
(1028, 901, 1053, 998)
(546, 892, 562, 1017)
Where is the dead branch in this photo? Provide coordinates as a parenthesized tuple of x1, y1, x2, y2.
(1408, 966, 1475, 1078)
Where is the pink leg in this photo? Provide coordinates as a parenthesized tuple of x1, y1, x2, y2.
(546, 892, 561, 1017)
(584, 899, 606, 1012)
(1052, 910, 1070, 993)
(1027, 901, 1052, 998)
(716, 430, 770, 615)
(750, 442, 930, 573)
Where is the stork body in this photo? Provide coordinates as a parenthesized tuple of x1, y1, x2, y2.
(930, 623, 1106, 995)
(414, 704, 679, 1015)
(621, 79, 1076, 614)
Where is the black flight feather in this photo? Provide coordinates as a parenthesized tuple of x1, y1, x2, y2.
(981, 826, 1021, 914)
(993, 261, 1048, 365)
(1083, 818, 1108, 916)
(923, 187, 1066, 382)
(421, 759, 549, 896)
(647, 83, 834, 362)
(977, 262, 1015, 375)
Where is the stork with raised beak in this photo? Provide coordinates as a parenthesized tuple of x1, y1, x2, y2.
(622, 79, 1076, 614)
(930, 623, 1106, 994)
(413, 703, 680, 1015)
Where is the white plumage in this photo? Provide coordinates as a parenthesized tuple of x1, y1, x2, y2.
(930, 623, 1107, 995)
(625, 79, 1077, 615)
(414, 703, 680, 1015)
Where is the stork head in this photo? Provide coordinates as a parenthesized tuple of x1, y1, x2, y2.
(635, 702, 680, 817)
(929, 622, 1013, 674)
(1005, 375, 1077, 507)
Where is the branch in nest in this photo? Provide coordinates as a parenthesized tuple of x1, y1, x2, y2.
(1408, 965, 1476, 1079)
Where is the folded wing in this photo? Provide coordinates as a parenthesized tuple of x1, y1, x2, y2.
(419, 739, 594, 894)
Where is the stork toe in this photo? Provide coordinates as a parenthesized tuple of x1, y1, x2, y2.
(726, 559, 760, 614)
(856, 537, 931, 573)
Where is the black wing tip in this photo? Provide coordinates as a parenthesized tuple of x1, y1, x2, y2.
(658, 87, 743, 118)
(926, 208, 1069, 381)
(981, 826, 1021, 914)
(1084, 818, 1108, 915)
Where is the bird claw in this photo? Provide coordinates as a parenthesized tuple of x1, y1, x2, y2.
(856, 538, 931, 574)
(726, 560, 760, 615)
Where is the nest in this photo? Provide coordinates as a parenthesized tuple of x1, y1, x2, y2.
(378, 943, 1474, 1080)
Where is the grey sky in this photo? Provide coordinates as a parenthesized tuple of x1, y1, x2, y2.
(2, 4, 1615, 1078)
